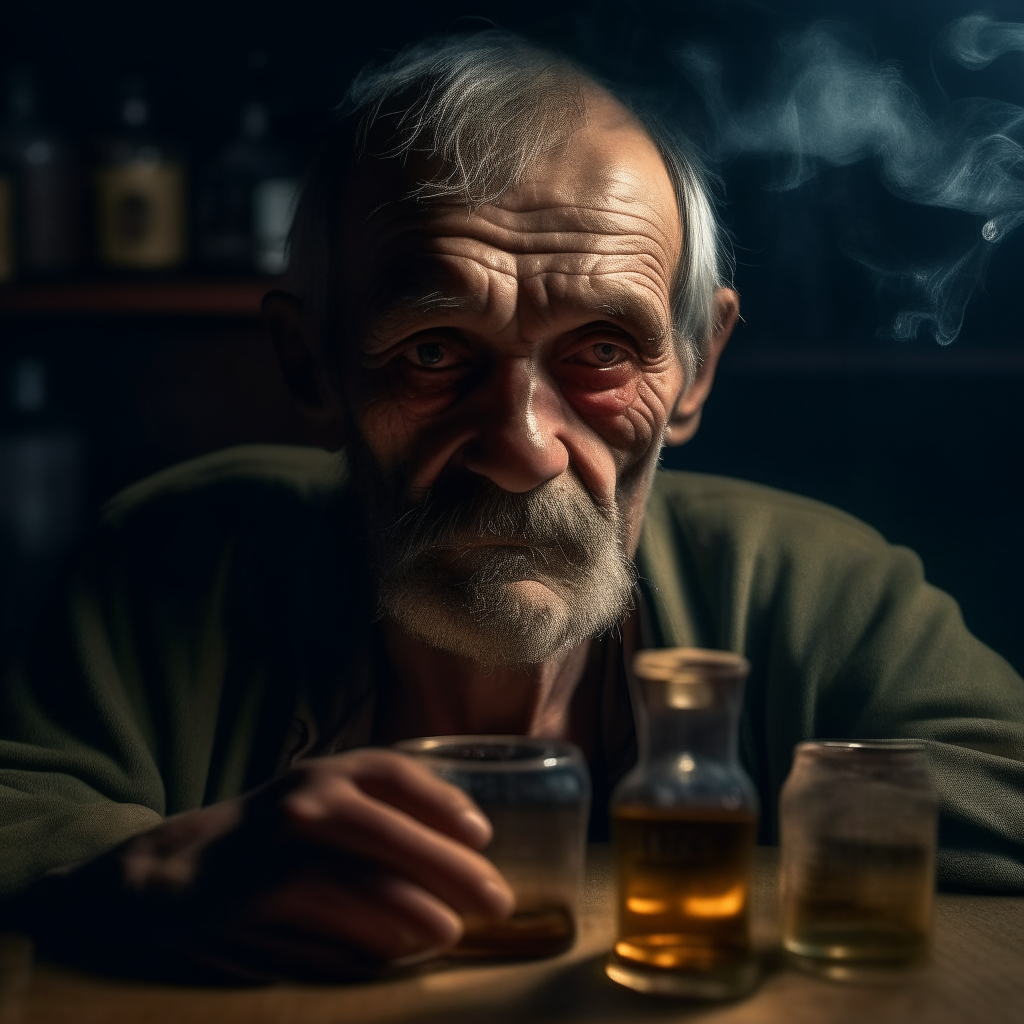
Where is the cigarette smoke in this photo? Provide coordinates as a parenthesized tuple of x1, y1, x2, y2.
(680, 14, 1024, 345)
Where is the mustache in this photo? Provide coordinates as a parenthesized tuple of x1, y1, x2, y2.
(380, 470, 620, 567)
(351, 449, 640, 661)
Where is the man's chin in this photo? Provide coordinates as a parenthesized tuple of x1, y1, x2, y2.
(385, 579, 580, 667)
(503, 578, 564, 605)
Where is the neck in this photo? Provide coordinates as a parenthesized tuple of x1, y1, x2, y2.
(377, 620, 593, 741)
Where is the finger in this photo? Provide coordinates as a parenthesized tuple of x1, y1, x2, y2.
(315, 750, 492, 850)
(283, 776, 515, 920)
(247, 868, 463, 963)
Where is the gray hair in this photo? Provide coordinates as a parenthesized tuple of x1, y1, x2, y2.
(287, 32, 733, 380)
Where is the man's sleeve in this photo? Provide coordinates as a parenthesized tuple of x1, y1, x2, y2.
(749, 500, 1024, 893)
(0, 549, 164, 899)
(799, 541, 1024, 892)
(645, 474, 1024, 893)
(0, 511, 233, 901)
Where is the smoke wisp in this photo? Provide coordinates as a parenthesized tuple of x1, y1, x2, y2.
(681, 14, 1024, 345)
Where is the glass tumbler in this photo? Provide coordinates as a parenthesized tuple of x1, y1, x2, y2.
(395, 735, 591, 959)
(780, 740, 938, 977)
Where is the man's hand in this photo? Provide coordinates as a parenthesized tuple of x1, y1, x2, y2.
(27, 750, 515, 980)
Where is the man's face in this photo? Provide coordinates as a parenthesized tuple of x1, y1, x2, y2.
(337, 91, 687, 664)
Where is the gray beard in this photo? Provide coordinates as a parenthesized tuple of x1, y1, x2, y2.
(349, 445, 637, 667)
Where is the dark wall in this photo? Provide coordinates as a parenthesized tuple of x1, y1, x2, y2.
(2, 0, 1022, 673)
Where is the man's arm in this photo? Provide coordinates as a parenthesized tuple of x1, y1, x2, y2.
(0, 457, 513, 978)
(4, 750, 513, 981)
(805, 541, 1024, 892)
(0, 565, 513, 978)
(641, 471, 1024, 891)
(0, 551, 169, 902)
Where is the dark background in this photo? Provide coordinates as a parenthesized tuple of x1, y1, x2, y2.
(1, 0, 1022, 672)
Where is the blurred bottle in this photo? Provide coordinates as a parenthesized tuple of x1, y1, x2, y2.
(1, 67, 81, 276)
(198, 100, 298, 275)
(0, 358, 81, 662)
(0, 156, 12, 283)
(95, 77, 185, 270)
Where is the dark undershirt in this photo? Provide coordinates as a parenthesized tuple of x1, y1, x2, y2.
(355, 615, 639, 843)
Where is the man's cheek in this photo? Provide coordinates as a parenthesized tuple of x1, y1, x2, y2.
(353, 399, 426, 465)
(562, 381, 664, 454)
(350, 384, 454, 461)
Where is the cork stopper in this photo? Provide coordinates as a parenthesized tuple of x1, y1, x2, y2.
(632, 647, 750, 710)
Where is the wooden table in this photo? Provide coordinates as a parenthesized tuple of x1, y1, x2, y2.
(4, 846, 1022, 1024)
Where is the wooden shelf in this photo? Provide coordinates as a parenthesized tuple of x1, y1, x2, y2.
(0, 280, 273, 317)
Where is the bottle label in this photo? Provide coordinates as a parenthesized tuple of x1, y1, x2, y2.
(96, 160, 185, 268)
(0, 177, 14, 282)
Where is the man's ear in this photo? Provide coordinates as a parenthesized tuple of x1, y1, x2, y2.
(262, 290, 347, 451)
(664, 288, 740, 447)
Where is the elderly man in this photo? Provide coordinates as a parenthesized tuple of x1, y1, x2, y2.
(1, 34, 1022, 980)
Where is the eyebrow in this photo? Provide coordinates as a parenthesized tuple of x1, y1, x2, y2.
(370, 291, 481, 340)
(364, 279, 672, 356)
(589, 293, 672, 355)
(361, 268, 490, 355)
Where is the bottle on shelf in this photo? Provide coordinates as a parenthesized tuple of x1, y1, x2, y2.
(1, 66, 81, 276)
(94, 76, 186, 271)
(197, 98, 298, 275)
(0, 155, 12, 284)
(0, 357, 82, 665)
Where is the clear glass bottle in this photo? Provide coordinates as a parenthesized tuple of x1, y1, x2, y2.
(0, 158, 13, 283)
(2, 66, 81, 275)
(94, 76, 185, 270)
(780, 740, 938, 978)
(197, 101, 296, 274)
(0, 358, 82, 665)
(606, 648, 759, 998)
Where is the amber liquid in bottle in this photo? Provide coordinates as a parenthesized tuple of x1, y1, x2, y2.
(613, 806, 757, 972)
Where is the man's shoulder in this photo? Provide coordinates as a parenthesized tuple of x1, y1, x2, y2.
(639, 470, 927, 652)
(646, 469, 887, 554)
(101, 444, 346, 530)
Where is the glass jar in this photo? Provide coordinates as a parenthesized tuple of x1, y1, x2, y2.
(780, 740, 938, 977)
(395, 735, 590, 959)
(605, 648, 759, 998)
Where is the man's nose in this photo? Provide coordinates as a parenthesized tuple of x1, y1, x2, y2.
(460, 357, 570, 493)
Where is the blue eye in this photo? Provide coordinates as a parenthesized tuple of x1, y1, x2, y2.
(416, 343, 445, 366)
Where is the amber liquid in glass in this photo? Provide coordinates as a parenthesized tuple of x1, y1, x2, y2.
(612, 806, 757, 973)
(784, 837, 932, 963)
(456, 905, 576, 959)
(450, 802, 581, 959)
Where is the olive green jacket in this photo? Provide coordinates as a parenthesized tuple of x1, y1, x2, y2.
(1, 445, 1022, 899)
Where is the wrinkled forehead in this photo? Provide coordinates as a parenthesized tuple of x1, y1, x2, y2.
(501, 87, 681, 239)
(338, 88, 683, 289)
